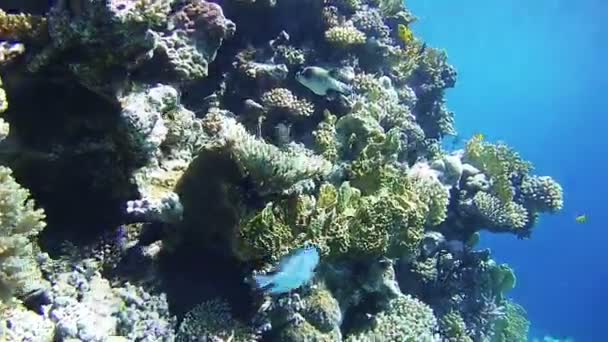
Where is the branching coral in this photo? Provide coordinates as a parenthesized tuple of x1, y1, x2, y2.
(176, 298, 254, 342)
(313, 111, 340, 162)
(439, 311, 473, 342)
(465, 136, 532, 203)
(520, 175, 564, 213)
(261, 87, 315, 118)
(325, 24, 367, 48)
(0, 9, 48, 42)
(0, 166, 47, 302)
(472, 192, 529, 233)
(345, 294, 438, 341)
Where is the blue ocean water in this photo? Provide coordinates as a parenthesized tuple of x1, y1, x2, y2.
(409, 0, 608, 340)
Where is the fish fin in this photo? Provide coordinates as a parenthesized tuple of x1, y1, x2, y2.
(252, 274, 275, 290)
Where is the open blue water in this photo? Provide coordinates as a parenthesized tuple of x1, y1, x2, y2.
(409, 0, 608, 340)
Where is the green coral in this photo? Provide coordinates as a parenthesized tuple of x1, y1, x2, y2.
(411, 173, 449, 226)
(278, 320, 341, 342)
(492, 301, 530, 342)
(176, 298, 254, 342)
(302, 285, 343, 333)
(439, 311, 473, 342)
(520, 175, 564, 213)
(465, 137, 532, 203)
(349, 182, 425, 258)
(0, 166, 47, 303)
(237, 202, 295, 261)
(313, 111, 339, 162)
(345, 294, 438, 342)
(486, 261, 517, 297)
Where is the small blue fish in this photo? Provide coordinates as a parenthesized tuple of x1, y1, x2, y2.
(251, 246, 320, 295)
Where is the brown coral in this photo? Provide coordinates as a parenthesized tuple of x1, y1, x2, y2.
(0, 9, 48, 42)
(172, 0, 234, 42)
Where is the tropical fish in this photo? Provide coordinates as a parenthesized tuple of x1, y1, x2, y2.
(296, 66, 351, 96)
(397, 24, 414, 45)
(575, 214, 587, 224)
(250, 246, 320, 295)
(473, 133, 485, 141)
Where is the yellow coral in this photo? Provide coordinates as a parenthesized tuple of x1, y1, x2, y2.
(0, 9, 48, 42)
(313, 111, 339, 162)
(325, 25, 366, 48)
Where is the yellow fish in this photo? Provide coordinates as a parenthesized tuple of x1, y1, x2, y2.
(473, 133, 485, 141)
(397, 24, 414, 45)
(575, 214, 587, 224)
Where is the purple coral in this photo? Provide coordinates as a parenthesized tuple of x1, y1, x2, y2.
(171, 0, 235, 42)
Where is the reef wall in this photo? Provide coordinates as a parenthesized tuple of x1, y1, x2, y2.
(0, 0, 563, 341)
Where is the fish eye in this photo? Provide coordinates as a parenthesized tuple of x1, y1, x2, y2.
(303, 68, 313, 77)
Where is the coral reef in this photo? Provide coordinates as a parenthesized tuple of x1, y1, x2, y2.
(0, 0, 565, 340)
(0, 166, 47, 303)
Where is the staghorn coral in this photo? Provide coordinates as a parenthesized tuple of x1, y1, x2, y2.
(260, 87, 315, 118)
(325, 24, 367, 48)
(520, 175, 564, 213)
(0, 166, 47, 303)
(0, 9, 48, 42)
(176, 298, 254, 342)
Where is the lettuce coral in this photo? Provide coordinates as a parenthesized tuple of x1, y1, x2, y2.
(0, 166, 47, 303)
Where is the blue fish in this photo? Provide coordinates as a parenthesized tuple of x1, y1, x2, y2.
(251, 246, 320, 295)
